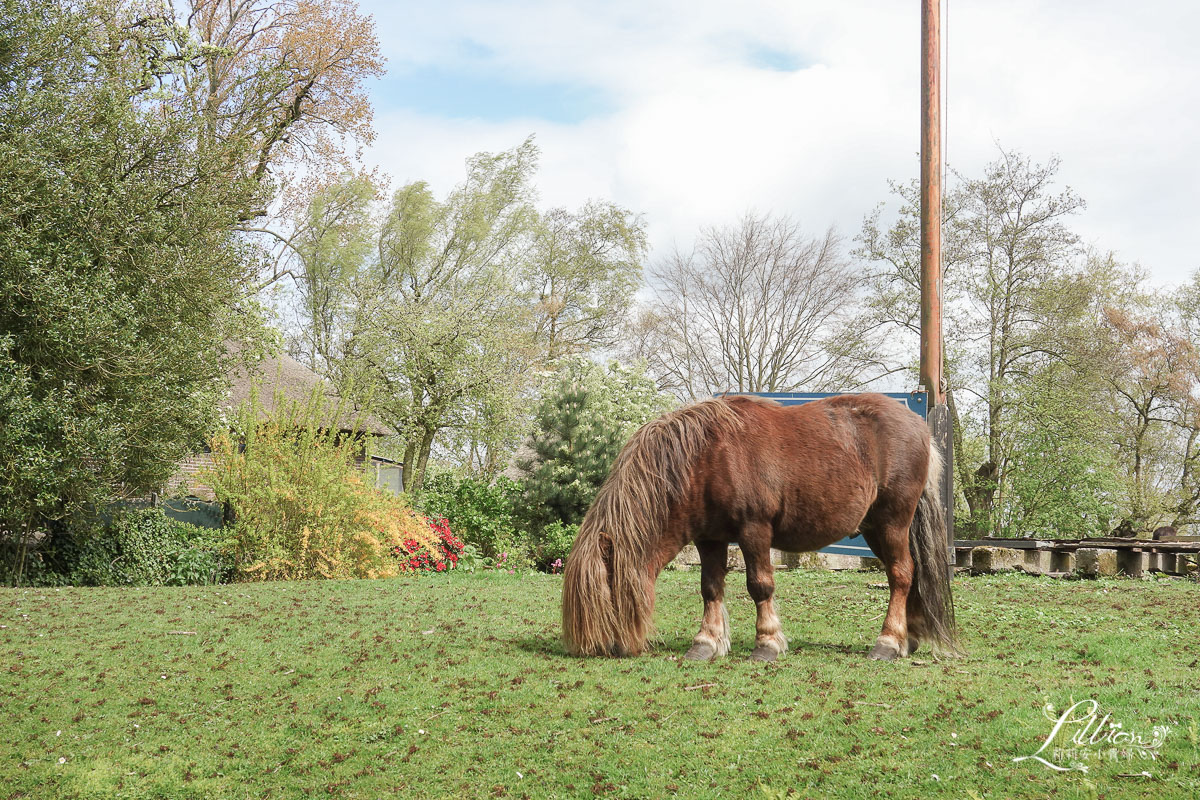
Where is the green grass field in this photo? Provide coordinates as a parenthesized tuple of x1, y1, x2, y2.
(2, 569, 1197, 799)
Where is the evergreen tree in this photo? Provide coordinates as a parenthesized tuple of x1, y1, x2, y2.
(522, 382, 622, 534)
(518, 358, 674, 566)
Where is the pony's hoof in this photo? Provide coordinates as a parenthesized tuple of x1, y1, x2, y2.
(750, 645, 779, 662)
(684, 642, 716, 661)
(868, 641, 901, 661)
(904, 637, 920, 656)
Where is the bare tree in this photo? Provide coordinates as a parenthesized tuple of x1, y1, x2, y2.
(638, 214, 860, 399)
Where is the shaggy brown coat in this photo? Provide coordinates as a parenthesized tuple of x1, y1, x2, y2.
(562, 393, 956, 660)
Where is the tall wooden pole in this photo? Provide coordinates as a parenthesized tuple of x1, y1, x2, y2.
(920, 0, 944, 405)
(920, 0, 955, 558)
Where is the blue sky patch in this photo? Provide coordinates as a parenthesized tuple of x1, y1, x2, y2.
(376, 66, 612, 124)
(743, 44, 809, 73)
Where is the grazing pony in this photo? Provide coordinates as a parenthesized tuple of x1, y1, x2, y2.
(562, 393, 957, 661)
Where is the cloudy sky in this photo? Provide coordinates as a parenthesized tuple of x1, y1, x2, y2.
(357, 0, 1200, 286)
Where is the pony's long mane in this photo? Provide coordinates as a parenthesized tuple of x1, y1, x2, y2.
(562, 399, 744, 656)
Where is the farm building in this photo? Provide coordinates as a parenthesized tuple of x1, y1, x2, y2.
(166, 346, 397, 502)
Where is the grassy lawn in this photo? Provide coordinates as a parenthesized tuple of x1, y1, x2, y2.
(2, 568, 1198, 799)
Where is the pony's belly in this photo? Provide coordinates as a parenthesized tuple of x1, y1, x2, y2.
(771, 526, 861, 554)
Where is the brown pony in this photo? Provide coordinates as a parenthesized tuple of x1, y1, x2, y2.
(562, 393, 957, 662)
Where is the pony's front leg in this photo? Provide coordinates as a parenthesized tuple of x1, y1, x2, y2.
(741, 530, 788, 662)
(684, 540, 731, 660)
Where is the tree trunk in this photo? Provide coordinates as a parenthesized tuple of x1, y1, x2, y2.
(1170, 426, 1200, 528)
(401, 438, 418, 493)
(411, 426, 437, 493)
(12, 520, 31, 588)
(969, 460, 999, 535)
(947, 387, 992, 536)
(947, 388, 972, 514)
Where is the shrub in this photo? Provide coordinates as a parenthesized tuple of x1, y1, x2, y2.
(534, 520, 578, 571)
(98, 509, 179, 585)
(7, 507, 230, 587)
(456, 544, 487, 573)
(0, 520, 88, 587)
(165, 542, 233, 586)
(204, 387, 439, 581)
(416, 472, 528, 564)
(393, 517, 464, 573)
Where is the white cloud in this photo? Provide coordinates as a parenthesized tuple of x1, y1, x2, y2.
(360, 0, 1200, 284)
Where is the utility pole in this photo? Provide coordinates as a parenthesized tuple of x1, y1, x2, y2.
(920, 0, 955, 559)
(920, 0, 943, 404)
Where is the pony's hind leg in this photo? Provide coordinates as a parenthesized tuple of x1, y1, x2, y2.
(863, 519, 915, 661)
(904, 589, 930, 656)
(684, 540, 731, 660)
(741, 526, 788, 662)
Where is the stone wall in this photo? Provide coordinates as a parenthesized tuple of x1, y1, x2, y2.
(670, 542, 1198, 578)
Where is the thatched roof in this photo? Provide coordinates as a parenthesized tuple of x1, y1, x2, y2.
(225, 346, 392, 436)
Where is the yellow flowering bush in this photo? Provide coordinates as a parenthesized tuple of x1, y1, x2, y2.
(204, 387, 437, 581)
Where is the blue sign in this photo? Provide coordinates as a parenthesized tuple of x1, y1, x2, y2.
(723, 391, 929, 558)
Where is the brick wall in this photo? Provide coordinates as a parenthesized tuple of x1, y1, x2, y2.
(165, 452, 217, 500)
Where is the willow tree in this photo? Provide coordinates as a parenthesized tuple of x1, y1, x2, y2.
(288, 173, 379, 371)
(290, 141, 651, 487)
(335, 141, 541, 491)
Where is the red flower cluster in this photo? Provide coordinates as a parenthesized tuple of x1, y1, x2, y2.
(393, 517, 464, 573)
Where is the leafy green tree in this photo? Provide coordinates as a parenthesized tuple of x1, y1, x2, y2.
(290, 141, 653, 488)
(857, 150, 1103, 534)
(289, 172, 379, 371)
(342, 140, 541, 490)
(0, 0, 385, 582)
(518, 359, 674, 562)
(0, 0, 274, 580)
(1003, 357, 1122, 538)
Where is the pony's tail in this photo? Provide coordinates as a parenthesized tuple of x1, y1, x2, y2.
(909, 442, 960, 657)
